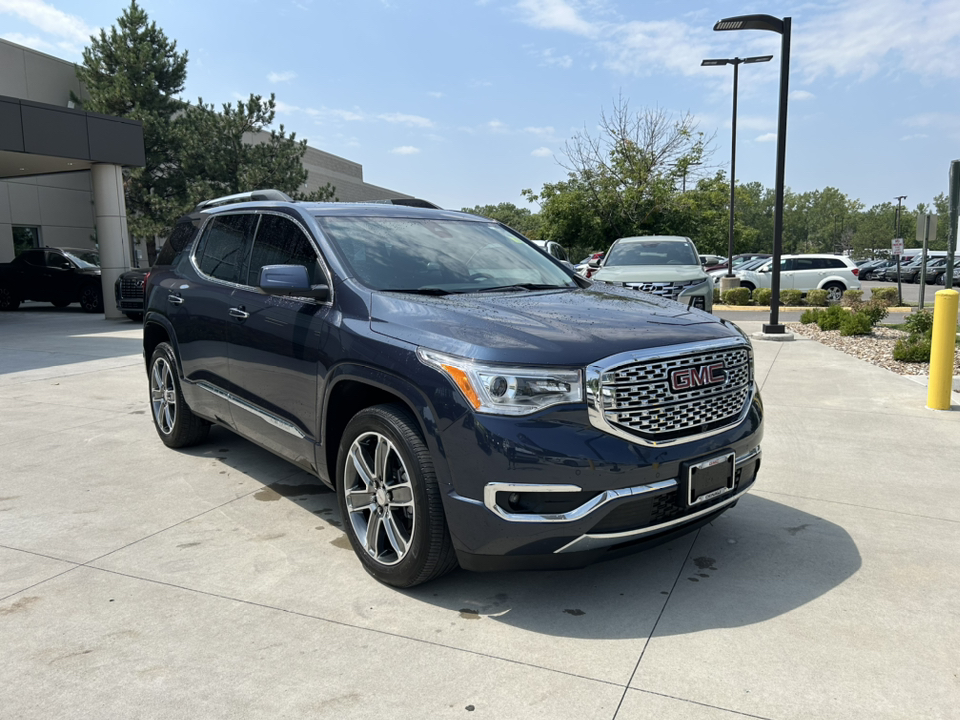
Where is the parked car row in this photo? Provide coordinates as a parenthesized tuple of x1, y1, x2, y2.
(0, 247, 104, 312)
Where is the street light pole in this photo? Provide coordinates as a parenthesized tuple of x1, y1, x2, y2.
(702, 55, 772, 286)
(895, 194, 906, 306)
(714, 14, 792, 334)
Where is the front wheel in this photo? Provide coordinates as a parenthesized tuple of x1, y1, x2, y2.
(79, 284, 103, 313)
(149, 342, 210, 448)
(739, 282, 755, 293)
(0, 286, 20, 311)
(336, 404, 457, 587)
(823, 282, 845, 303)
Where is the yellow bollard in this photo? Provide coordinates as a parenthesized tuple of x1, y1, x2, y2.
(927, 288, 959, 410)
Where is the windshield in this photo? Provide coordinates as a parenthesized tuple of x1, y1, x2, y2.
(605, 239, 699, 267)
(62, 250, 100, 268)
(739, 258, 769, 271)
(315, 216, 577, 293)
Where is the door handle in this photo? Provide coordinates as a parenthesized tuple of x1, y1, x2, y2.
(229, 306, 249, 319)
(168, 295, 183, 305)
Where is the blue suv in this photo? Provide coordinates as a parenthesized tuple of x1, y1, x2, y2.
(143, 190, 763, 587)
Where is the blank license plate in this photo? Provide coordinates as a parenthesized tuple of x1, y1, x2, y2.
(687, 453, 735, 506)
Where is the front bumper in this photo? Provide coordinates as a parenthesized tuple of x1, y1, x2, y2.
(436, 392, 763, 571)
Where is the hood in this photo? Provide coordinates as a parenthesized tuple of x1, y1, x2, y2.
(370, 284, 738, 366)
(77, 268, 101, 277)
(592, 264, 708, 284)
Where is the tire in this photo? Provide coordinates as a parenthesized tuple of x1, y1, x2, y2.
(148, 342, 210, 448)
(336, 404, 458, 588)
(51, 299, 72, 308)
(823, 282, 845, 303)
(0, 286, 20, 311)
(936, 274, 945, 286)
(79, 284, 104, 313)
(740, 282, 755, 292)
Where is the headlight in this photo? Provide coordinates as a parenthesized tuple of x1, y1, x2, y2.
(418, 349, 583, 415)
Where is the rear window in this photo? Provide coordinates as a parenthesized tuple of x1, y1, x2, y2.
(156, 221, 200, 266)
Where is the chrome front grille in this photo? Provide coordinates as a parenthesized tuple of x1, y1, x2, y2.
(120, 277, 144, 299)
(622, 281, 683, 301)
(587, 340, 753, 445)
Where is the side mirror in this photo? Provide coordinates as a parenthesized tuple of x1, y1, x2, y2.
(259, 264, 329, 301)
(588, 260, 601, 269)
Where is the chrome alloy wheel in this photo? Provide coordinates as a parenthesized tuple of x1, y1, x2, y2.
(151, 357, 177, 435)
(343, 431, 416, 566)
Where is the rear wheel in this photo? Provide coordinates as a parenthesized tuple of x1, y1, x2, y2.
(0, 286, 19, 311)
(739, 282, 755, 293)
(79, 284, 103, 313)
(336, 404, 457, 587)
(823, 282, 845, 303)
(149, 342, 210, 448)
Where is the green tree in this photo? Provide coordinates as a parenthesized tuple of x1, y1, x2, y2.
(460, 202, 542, 239)
(74, 0, 188, 237)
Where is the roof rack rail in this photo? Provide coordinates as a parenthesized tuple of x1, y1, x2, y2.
(364, 198, 442, 209)
(193, 189, 294, 212)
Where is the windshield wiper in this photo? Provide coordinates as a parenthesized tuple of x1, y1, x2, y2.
(474, 283, 570, 293)
(381, 287, 461, 296)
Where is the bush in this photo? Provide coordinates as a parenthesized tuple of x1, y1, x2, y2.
(841, 289, 863, 307)
(871, 287, 898, 305)
(721, 287, 751, 306)
(816, 304, 847, 331)
(779, 289, 803, 306)
(713, 287, 721, 305)
(800, 308, 822, 324)
(893, 336, 932, 363)
(753, 287, 773, 305)
(861, 299, 889, 326)
(903, 309, 934, 337)
(839, 311, 873, 336)
(805, 288, 829, 306)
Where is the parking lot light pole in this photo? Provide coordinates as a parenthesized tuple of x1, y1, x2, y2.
(702, 55, 773, 287)
(714, 14, 791, 334)
(895, 195, 907, 306)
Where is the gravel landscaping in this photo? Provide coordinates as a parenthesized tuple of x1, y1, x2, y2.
(788, 322, 960, 377)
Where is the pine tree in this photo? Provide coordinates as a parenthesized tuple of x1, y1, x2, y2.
(75, 1, 188, 238)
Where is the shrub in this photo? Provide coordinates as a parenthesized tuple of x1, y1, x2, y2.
(800, 308, 822, 324)
(805, 288, 829, 306)
(861, 299, 889, 326)
(870, 287, 898, 305)
(903, 309, 934, 337)
(839, 311, 873, 336)
(753, 288, 773, 305)
(841, 289, 863, 307)
(893, 336, 932, 363)
(713, 287, 721, 305)
(721, 287, 751, 306)
(779, 289, 803, 306)
(816, 304, 847, 331)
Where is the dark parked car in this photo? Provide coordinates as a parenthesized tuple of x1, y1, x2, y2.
(705, 253, 771, 274)
(115, 267, 149, 321)
(858, 259, 893, 281)
(143, 190, 763, 587)
(0, 247, 103, 312)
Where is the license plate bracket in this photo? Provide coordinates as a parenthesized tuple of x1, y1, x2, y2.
(684, 452, 735, 507)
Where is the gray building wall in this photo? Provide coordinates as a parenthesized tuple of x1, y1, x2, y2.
(1, 38, 412, 265)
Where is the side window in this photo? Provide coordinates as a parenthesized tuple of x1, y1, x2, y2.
(45, 252, 73, 269)
(156, 221, 200, 267)
(196, 214, 258, 284)
(550, 243, 569, 262)
(20, 250, 46, 267)
(793, 258, 816, 271)
(245, 214, 321, 287)
(825, 259, 847, 269)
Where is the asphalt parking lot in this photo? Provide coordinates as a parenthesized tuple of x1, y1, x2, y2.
(1, 307, 959, 719)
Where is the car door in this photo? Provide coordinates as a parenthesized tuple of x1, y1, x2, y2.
(226, 211, 334, 469)
(173, 212, 259, 423)
(43, 251, 82, 302)
(788, 257, 822, 291)
(13, 250, 48, 300)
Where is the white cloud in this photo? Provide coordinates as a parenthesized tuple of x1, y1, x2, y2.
(900, 133, 929, 141)
(531, 147, 552, 157)
(390, 146, 420, 155)
(428, 91, 444, 98)
(0, 0, 94, 51)
(602, 19, 715, 78)
(379, 112, 434, 128)
(267, 71, 297, 83)
(524, 125, 556, 136)
(274, 99, 300, 114)
(537, 48, 573, 68)
(516, 0, 597, 37)
(487, 119, 508, 132)
(790, 90, 815, 101)
(755, 133, 777, 143)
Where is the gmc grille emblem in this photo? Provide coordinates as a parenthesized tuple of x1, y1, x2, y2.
(669, 362, 726, 392)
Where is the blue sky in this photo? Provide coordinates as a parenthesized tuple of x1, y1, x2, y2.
(4, 0, 960, 214)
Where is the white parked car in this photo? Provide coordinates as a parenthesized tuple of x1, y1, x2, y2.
(737, 254, 861, 302)
(588, 235, 713, 312)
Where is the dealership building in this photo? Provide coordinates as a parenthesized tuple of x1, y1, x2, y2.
(0, 39, 410, 317)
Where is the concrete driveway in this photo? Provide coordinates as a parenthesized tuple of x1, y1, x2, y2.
(1, 308, 958, 719)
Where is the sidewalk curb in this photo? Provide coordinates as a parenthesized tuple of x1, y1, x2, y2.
(714, 305, 914, 313)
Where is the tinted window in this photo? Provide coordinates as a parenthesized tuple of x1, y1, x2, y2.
(792, 258, 818, 271)
(196, 214, 258, 284)
(19, 250, 45, 267)
(246, 214, 321, 286)
(549, 243, 569, 262)
(606, 240, 699, 266)
(824, 258, 847, 269)
(45, 251, 74, 269)
(156, 221, 200, 266)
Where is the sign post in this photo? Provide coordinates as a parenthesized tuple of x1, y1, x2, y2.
(892, 238, 904, 306)
(917, 215, 937, 310)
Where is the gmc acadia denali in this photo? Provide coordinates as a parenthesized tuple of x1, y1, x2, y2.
(143, 190, 763, 587)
